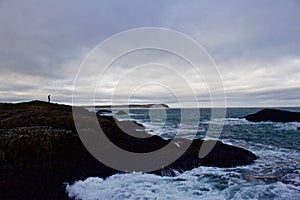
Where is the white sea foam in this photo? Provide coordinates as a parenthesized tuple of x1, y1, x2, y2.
(66, 136, 300, 200)
(273, 122, 300, 131)
(201, 118, 278, 126)
(66, 167, 300, 200)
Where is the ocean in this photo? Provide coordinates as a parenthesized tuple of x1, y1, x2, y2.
(66, 108, 300, 200)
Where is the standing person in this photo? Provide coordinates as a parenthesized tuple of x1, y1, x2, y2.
(48, 94, 51, 103)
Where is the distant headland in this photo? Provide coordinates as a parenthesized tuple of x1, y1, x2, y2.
(92, 103, 169, 109)
(243, 108, 300, 123)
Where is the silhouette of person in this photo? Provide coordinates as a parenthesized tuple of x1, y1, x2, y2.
(48, 95, 51, 103)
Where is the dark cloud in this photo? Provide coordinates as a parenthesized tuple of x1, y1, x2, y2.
(0, 0, 299, 106)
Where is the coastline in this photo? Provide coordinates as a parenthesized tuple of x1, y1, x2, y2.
(0, 101, 257, 199)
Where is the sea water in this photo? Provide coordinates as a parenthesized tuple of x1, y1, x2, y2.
(66, 108, 300, 200)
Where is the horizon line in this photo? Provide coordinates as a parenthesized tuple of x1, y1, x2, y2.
(1, 100, 299, 109)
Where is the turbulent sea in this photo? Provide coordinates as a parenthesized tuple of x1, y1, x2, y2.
(66, 108, 300, 200)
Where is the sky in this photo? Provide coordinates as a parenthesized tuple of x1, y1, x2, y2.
(0, 0, 299, 107)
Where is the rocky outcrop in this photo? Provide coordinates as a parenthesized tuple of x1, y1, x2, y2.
(244, 108, 300, 122)
(115, 110, 128, 115)
(96, 109, 111, 115)
(0, 101, 257, 199)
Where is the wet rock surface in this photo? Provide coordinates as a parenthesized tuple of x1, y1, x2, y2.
(0, 101, 257, 199)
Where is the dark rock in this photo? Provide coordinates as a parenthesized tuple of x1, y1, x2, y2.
(243, 108, 300, 123)
(96, 109, 111, 116)
(297, 127, 300, 131)
(0, 101, 257, 199)
(115, 110, 128, 115)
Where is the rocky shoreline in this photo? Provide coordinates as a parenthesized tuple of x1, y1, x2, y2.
(0, 101, 257, 199)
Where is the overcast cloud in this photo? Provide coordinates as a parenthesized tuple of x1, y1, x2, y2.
(0, 0, 299, 107)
